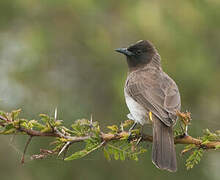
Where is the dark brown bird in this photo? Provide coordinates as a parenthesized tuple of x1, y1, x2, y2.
(115, 40, 181, 172)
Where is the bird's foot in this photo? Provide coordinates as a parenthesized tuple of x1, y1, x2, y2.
(135, 126, 144, 146)
(127, 122, 137, 141)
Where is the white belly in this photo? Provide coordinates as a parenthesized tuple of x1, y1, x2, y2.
(124, 91, 149, 125)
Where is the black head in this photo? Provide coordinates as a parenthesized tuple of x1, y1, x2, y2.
(115, 40, 157, 69)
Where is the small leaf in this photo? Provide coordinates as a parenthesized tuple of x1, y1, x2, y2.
(54, 120, 62, 127)
(121, 120, 133, 128)
(185, 149, 204, 170)
(103, 148, 111, 161)
(20, 121, 29, 129)
(119, 151, 125, 161)
(65, 142, 101, 161)
(130, 154, 138, 161)
(0, 123, 16, 134)
(39, 114, 50, 123)
(29, 120, 45, 130)
(215, 144, 220, 149)
(181, 144, 196, 155)
(107, 125, 118, 132)
(76, 119, 90, 126)
(11, 109, 21, 120)
(40, 127, 52, 133)
(114, 151, 119, 160)
(65, 149, 88, 160)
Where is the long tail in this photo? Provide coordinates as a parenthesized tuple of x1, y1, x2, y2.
(152, 117, 177, 172)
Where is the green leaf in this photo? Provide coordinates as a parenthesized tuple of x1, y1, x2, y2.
(121, 120, 133, 128)
(104, 140, 146, 162)
(185, 149, 204, 170)
(40, 127, 52, 133)
(54, 120, 62, 127)
(0, 111, 8, 121)
(103, 147, 111, 161)
(39, 114, 50, 123)
(114, 150, 119, 160)
(20, 121, 29, 129)
(65, 149, 88, 160)
(215, 144, 220, 149)
(107, 125, 118, 132)
(65, 142, 101, 161)
(75, 119, 90, 126)
(119, 151, 125, 161)
(201, 139, 210, 145)
(0, 123, 16, 134)
(11, 109, 21, 120)
(130, 154, 138, 161)
(29, 120, 45, 130)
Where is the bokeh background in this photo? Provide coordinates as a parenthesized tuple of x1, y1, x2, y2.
(0, 0, 220, 180)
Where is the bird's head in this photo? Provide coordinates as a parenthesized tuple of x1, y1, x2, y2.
(115, 40, 157, 70)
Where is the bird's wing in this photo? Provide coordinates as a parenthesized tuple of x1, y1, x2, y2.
(125, 69, 181, 126)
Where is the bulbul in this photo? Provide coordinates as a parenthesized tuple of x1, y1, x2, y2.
(115, 40, 181, 172)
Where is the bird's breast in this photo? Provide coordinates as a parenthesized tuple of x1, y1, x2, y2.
(124, 90, 150, 125)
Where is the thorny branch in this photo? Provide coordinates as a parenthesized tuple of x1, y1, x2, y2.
(0, 110, 219, 168)
(1, 114, 219, 149)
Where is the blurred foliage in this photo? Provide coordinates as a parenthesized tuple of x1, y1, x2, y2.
(0, 0, 220, 180)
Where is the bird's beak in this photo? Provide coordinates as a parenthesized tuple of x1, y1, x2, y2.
(115, 48, 134, 56)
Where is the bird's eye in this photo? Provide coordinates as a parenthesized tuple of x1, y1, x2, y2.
(136, 50, 142, 55)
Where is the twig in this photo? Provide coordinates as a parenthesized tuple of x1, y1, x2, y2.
(21, 136, 33, 164)
(0, 115, 8, 122)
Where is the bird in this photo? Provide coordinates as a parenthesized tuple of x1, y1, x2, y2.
(115, 40, 181, 172)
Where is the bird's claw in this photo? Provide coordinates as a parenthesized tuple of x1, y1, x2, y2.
(127, 122, 137, 141)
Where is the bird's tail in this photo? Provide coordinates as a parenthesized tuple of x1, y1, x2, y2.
(152, 117, 177, 172)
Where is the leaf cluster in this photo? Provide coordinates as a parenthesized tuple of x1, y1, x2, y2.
(103, 140, 147, 161)
(182, 129, 220, 170)
(185, 148, 204, 170)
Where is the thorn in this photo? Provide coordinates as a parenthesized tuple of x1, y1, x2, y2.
(184, 125, 189, 136)
(120, 122, 124, 132)
(54, 107, 58, 121)
(90, 114, 93, 129)
(90, 114, 93, 124)
(129, 122, 137, 132)
(58, 142, 71, 157)
(136, 137, 142, 146)
(62, 145, 70, 160)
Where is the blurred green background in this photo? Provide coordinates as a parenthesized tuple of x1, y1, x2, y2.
(0, 0, 220, 179)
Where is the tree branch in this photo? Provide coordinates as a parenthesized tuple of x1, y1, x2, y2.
(0, 109, 219, 169)
(8, 124, 220, 150)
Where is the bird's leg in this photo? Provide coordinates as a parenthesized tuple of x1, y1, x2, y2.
(127, 122, 137, 141)
(129, 122, 137, 132)
(136, 126, 143, 146)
